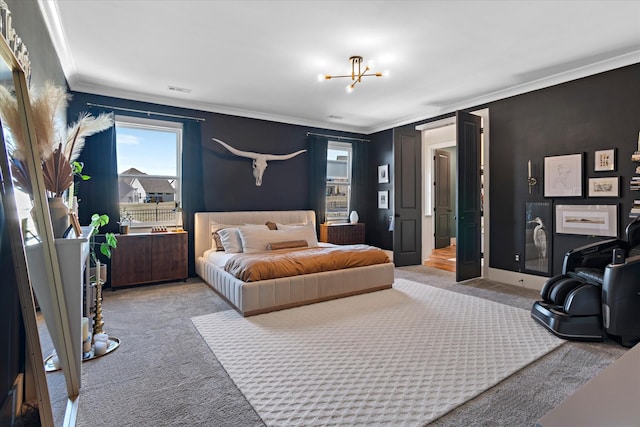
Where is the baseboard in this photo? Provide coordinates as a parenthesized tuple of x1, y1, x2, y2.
(487, 268, 547, 291)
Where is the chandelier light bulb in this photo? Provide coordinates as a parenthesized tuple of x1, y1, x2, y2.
(322, 55, 387, 92)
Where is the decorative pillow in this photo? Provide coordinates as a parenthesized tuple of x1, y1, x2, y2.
(217, 224, 269, 253)
(212, 231, 225, 251)
(276, 222, 308, 229)
(265, 221, 277, 230)
(216, 228, 243, 253)
(238, 226, 319, 253)
(275, 223, 319, 247)
(211, 223, 235, 251)
(267, 240, 308, 250)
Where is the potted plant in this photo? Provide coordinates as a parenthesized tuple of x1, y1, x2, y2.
(88, 213, 116, 335)
(118, 209, 134, 235)
(89, 213, 117, 284)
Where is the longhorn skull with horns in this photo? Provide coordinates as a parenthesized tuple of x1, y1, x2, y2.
(212, 138, 307, 186)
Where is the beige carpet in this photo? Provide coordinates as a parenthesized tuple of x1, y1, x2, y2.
(192, 279, 563, 426)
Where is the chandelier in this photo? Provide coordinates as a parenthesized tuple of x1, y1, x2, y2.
(320, 56, 385, 93)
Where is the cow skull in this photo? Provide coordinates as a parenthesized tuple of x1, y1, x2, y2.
(212, 138, 307, 186)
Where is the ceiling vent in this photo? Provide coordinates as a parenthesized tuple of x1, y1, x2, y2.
(168, 86, 192, 93)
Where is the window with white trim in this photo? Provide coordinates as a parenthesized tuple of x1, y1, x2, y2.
(325, 141, 352, 222)
(115, 116, 182, 228)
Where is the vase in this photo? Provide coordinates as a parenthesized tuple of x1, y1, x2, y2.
(47, 197, 70, 238)
(349, 210, 359, 224)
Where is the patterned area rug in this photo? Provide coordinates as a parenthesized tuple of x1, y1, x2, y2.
(192, 279, 563, 426)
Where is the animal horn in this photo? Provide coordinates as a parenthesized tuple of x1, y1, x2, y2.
(212, 138, 259, 160)
(265, 150, 307, 161)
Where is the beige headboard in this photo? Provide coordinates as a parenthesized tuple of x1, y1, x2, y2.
(194, 210, 316, 258)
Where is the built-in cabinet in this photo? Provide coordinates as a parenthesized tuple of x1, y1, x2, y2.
(110, 232, 188, 288)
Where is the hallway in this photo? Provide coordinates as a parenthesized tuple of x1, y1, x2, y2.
(424, 245, 456, 273)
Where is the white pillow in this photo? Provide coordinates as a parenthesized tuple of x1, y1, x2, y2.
(276, 222, 308, 229)
(217, 224, 269, 253)
(276, 223, 319, 247)
(211, 223, 235, 251)
(216, 228, 243, 253)
(239, 225, 319, 253)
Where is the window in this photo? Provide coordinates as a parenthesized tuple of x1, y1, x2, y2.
(115, 116, 182, 228)
(326, 141, 352, 222)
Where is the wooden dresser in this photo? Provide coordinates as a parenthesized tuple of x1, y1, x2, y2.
(110, 231, 188, 288)
(319, 223, 365, 245)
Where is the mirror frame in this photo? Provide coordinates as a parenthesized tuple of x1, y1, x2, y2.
(0, 31, 79, 426)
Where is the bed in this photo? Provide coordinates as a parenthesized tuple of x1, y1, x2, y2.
(194, 210, 395, 316)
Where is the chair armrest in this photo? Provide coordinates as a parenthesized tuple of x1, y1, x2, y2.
(562, 238, 625, 274)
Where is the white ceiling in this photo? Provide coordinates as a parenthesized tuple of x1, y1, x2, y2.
(39, 0, 640, 134)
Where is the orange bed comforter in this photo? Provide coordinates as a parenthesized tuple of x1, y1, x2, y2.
(224, 244, 391, 282)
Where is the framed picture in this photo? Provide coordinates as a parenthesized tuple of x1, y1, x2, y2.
(524, 201, 552, 276)
(544, 153, 583, 197)
(378, 164, 389, 183)
(594, 149, 615, 172)
(555, 204, 618, 237)
(588, 176, 619, 197)
(378, 190, 389, 209)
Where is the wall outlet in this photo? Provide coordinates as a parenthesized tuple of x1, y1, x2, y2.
(514, 254, 520, 262)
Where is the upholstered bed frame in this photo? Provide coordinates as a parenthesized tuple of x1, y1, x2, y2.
(194, 210, 395, 316)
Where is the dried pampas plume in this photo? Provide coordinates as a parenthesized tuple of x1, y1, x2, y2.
(0, 85, 24, 158)
(30, 81, 70, 161)
(64, 112, 114, 162)
(0, 81, 114, 196)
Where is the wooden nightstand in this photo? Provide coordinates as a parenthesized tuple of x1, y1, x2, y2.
(110, 231, 188, 288)
(319, 223, 365, 245)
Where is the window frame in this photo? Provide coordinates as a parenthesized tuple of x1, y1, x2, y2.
(115, 115, 183, 228)
(326, 141, 353, 223)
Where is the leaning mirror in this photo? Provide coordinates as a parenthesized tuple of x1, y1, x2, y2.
(0, 33, 56, 426)
(0, 27, 81, 426)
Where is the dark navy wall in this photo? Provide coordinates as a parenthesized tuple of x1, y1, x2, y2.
(67, 91, 367, 214)
(368, 129, 394, 250)
(488, 63, 640, 276)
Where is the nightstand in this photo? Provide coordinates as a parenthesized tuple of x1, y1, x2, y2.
(319, 223, 365, 245)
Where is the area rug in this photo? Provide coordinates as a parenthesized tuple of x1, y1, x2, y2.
(192, 278, 563, 426)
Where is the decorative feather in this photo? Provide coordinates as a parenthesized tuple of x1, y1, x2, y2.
(30, 81, 70, 161)
(0, 81, 111, 197)
(64, 112, 114, 162)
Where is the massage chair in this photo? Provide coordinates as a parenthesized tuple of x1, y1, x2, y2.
(531, 216, 640, 347)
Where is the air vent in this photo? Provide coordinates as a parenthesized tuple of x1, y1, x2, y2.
(168, 86, 192, 93)
(328, 115, 343, 120)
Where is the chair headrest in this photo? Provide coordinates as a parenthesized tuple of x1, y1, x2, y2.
(625, 216, 640, 248)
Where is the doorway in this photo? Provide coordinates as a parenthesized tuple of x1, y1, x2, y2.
(418, 109, 489, 278)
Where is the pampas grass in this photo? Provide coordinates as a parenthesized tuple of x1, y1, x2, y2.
(0, 85, 25, 158)
(0, 81, 113, 196)
(64, 112, 114, 162)
(29, 81, 70, 162)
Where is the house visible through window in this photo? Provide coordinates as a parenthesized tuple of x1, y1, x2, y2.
(326, 141, 352, 222)
(115, 116, 182, 228)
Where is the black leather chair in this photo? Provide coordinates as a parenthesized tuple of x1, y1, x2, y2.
(531, 216, 640, 346)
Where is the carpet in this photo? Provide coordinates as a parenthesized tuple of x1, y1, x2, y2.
(192, 278, 563, 426)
